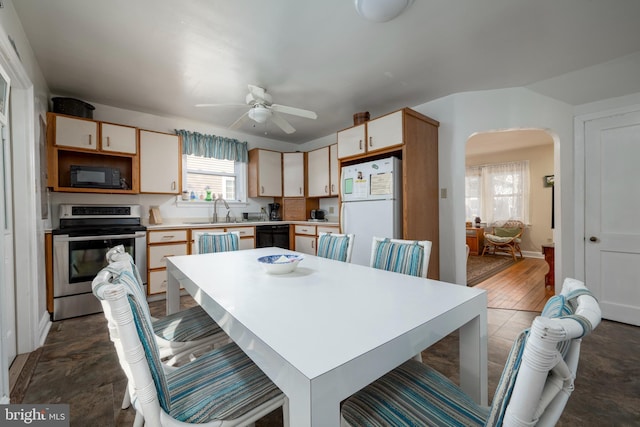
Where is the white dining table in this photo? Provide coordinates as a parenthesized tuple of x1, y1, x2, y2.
(166, 247, 487, 427)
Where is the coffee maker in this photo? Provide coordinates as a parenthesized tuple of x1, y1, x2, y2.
(268, 203, 281, 221)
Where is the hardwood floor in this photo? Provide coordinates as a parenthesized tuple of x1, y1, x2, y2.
(473, 257, 550, 311)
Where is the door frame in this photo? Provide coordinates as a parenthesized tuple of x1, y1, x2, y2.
(574, 100, 640, 283)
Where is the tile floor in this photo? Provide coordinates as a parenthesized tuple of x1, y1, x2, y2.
(10, 297, 640, 426)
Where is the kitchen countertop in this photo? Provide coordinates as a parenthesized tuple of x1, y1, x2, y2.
(146, 220, 339, 230)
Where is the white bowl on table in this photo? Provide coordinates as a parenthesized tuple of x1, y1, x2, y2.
(257, 254, 303, 275)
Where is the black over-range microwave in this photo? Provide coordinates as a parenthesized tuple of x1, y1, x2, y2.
(70, 165, 123, 189)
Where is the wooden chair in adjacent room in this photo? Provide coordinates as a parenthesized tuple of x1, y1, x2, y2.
(482, 219, 525, 261)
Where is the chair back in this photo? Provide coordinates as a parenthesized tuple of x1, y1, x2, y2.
(317, 232, 355, 263)
(369, 237, 432, 278)
(195, 231, 240, 254)
(92, 261, 169, 426)
(486, 278, 601, 427)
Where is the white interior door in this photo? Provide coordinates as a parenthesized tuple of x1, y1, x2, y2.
(585, 110, 640, 326)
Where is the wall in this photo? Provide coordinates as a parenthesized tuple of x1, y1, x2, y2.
(412, 87, 574, 285)
(466, 143, 554, 254)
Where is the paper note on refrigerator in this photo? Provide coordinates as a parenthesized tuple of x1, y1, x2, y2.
(370, 172, 392, 195)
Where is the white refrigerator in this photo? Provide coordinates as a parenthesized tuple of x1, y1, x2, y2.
(341, 157, 402, 266)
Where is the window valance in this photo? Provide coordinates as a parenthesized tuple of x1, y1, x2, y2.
(175, 129, 248, 163)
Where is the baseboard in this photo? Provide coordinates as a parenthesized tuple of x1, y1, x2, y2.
(522, 250, 544, 259)
(38, 311, 52, 348)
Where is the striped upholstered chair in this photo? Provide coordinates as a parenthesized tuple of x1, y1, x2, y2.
(194, 231, 240, 254)
(369, 237, 432, 278)
(340, 278, 601, 427)
(316, 232, 355, 263)
(93, 259, 289, 427)
(105, 246, 230, 425)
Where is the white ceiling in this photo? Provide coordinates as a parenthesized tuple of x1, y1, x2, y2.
(12, 0, 640, 143)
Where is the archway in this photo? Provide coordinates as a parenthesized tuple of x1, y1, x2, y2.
(465, 128, 556, 311)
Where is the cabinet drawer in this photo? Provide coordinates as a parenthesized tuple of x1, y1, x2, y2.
(226, 227, 255, 237)
(148, 270, 169, 294)
(238, 237, 255, 250)
(295, 225, 316, 235)
(148, 229, 188, 243)
(317, 226, 339, 234)
(148, 243, 188, 269)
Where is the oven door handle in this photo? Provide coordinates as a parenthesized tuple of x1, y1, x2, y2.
(54, 231, 147, 242)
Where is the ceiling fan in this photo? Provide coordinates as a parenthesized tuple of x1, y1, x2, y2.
(196, 84, 317, 134)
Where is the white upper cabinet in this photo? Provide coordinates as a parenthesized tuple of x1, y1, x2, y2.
(307, 146, 330, 197)
(139, 130, 181, 194)
(337, 123, 365, 159)
(283, 152, 305, 197)
(101, 122, 137, 154)
(54, 115, 98, 150)
(337, 110, 404, 159)
(249, 149, 282, 197)
(366, 110, 403, 151)
(329, 144, 338, 196)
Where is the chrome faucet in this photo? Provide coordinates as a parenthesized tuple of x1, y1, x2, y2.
(212, 196, 231, 223)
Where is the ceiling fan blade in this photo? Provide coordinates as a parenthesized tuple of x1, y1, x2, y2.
(270, 113, 296, 134)
(229, 111, 250, 130)
(270, 103, 317, 119)
(195, 103, 248, 108)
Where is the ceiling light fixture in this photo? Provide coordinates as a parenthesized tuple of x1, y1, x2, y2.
(354, 0, 413, 22)
(248, 105, 271, 123)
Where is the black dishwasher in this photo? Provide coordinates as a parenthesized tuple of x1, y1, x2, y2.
(256, 224, 290, 249)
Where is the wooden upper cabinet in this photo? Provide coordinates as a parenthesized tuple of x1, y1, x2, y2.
(248, 149, 282, 197)
(139, 130, 181, 194)
(54, 115, 98, 150)
(283, 152, 305, 197)
(337, 123, 365, 159)
(101, 122, 137, 154)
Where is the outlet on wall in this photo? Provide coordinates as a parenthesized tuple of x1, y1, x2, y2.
(329, 207, 335, 214)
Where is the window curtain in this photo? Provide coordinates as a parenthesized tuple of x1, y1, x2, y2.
(175, 129, 248, 163)
(466, 160, 530, 225)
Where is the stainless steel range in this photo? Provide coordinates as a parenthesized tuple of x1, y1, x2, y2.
(51, 204, 147, 320)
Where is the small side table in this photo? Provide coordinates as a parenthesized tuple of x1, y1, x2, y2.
(466, 227, 485, 256)
(542, 244, 555, 296)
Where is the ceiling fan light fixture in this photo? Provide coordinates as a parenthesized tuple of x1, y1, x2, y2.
(248, 106, 271, 123)
(354, 0, 413, 22)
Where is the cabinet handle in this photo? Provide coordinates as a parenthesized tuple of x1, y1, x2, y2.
(261, 186, 264, 194)
(369, 136, 373, 147)
(312, 240, 315, 249)
(171, 181, 176, 190)
(325, 185, 328, 194)
(299, 187, 302, 195)
(331, 184, 335, 193)
(359, 139, 362, 150)
(106, 136, 111, 147)
(88, 134, 92, 146)
(161, 235, 175, 240)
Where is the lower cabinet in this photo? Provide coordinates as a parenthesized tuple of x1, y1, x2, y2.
(294, 224, 340, 256)
(294, 225, 316, 255)
(147, 229, 189, 295)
